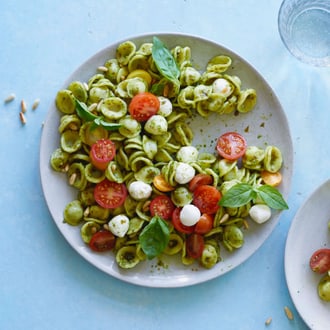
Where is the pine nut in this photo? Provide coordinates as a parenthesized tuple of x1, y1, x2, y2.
(32, 98, 40, 110)
(21, 99, 27, 113)
(219, 213, 230, 224)
(97, 66, 108, 72)
(4, 93, 15, 103)
(284, 306, 294, 320)
(69, 173, 77, 185)
(19, 111, 26, 124)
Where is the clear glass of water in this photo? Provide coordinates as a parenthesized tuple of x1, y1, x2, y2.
(278, 0, 330, 67)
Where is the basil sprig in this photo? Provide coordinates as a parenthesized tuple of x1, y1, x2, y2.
(75, 99, 121, 131)
(139, 216, 170, 259)
(219, 183, 289, 210)
(151, 36, 180, 95)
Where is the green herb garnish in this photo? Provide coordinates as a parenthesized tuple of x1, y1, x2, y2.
(75, 99, 122, 131)
(139, 216, 170, 259)
(219, 183, 289, 210)
(151, 36, 180, 94)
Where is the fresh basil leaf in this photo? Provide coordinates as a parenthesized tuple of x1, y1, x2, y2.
(94, 118, 122, 131)
(76, 100, 121, 131)
(256, 185, 289, 210)
(75, 99, 98, 121)
(219, 183, 256, 207)
(152, 36, 180, 83)
(150, 81, 166, 96)
(139, 216, 170, 259)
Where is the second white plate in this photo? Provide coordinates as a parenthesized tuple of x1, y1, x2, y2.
(285, 179, 330, 329)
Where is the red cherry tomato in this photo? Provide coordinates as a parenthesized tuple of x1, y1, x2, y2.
(310, 248, 330, 274)
(186, 233, 205, 259)
(89, 231, 116, 252)
(216, 132, 247, 160)
(195, 213, 214, 234)
(171, 207, 195, 234)
(94, 179, 127, 209)
(193, 185, 221, 214)
(149, 195, 175, 220)
(188, 173, 213, 192)
(90, 139, 116, 170)
(129, 92, 160, 122)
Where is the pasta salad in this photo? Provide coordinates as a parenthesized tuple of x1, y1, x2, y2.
(50, 37, 288, 269)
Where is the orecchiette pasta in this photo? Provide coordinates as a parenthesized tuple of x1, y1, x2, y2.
(50, 37, 285, 271)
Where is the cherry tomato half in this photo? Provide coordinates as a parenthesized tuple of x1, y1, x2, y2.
(90, 139, 116, 170)
(188, 173, 213, 192)
(89, 231, 116, 252)
(193, 185, 221, 214)
(310, 248, 330, 274)
(149, 195, 175, 220)
(186, 233, 205, 259)
(195, 213, 214, 234)
(94, 179, 127, 209)
(216, 132, 247, 161)
(129, 92, 160, 122)
(171, 207, 195, 234)
(153, 174, 175, 192)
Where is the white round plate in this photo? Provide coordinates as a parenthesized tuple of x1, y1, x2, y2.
(40, 33, 293, 287)
(285, 179, 330, 329)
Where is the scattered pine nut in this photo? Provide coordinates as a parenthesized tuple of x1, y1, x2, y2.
(96, 100, 102, 111)
(4, 93, 16, 103)
(21, 99, 27, 113)
(32, 98, 40, 110)
(83, 82, 89, 91)
(62, 164, 70, 173)
(19, 111, 26, 124)
(97, 65, 108, 72)
(103, 223, 110, 231)
(219, 213, 230, 224)
(69, 123, 79, 130)
(88, 103, 98, 112)
(284, 306, 294, 320)
(83, 207, 90, 217)
(265, 317, 272, 326)
(69, 173, 77, 185)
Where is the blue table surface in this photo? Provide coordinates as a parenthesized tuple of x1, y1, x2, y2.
(1, 1, 329, 329)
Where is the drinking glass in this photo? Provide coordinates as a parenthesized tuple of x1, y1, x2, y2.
(278, 0, 330, 66)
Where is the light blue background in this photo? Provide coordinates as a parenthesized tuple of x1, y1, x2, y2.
(1, 1, 329, 329)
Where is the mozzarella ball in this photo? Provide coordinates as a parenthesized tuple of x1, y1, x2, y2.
(180, 204, 201, 226)
(212, 78, 233, 97)
(176, 146, 199, 163)
(144, 115, 168, 135)
(249, 204, 272, 224)
(108, 214, 129, 237)
(174, 162, 196, 184)
(157, 96, 172, 117)
(128, 181, 152, 200)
